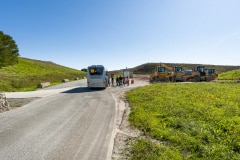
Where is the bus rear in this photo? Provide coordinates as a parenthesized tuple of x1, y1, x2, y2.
(87, 65, 108, 88)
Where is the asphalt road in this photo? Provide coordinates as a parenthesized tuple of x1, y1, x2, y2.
(1, 80, 115, 160)
(1, 78, 149, 160)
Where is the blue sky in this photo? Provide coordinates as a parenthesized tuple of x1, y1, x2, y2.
(1, 0, 240, 70)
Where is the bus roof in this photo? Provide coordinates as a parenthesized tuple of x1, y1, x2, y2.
(88, 65, 104, 68)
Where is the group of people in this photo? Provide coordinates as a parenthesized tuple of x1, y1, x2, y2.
(116, 76, 130, 86)
(108, 75, 130, 87)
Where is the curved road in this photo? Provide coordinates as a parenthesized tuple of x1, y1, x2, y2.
(1, 79, 148, 160)
(1, 80, 116, 160)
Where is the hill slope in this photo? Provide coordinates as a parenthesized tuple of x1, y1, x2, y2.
(0, 57, 86, 92)
(218, 69, 240, 80)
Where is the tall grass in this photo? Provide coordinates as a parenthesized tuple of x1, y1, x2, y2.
(0, 58, 86, 91)
(127, 83, 240, 159)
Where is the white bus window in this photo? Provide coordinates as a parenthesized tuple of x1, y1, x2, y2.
(89, 67, 103, 75)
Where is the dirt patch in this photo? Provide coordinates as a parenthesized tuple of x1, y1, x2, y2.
(4, 98, 39, 111)
(133, 74, 150, 82)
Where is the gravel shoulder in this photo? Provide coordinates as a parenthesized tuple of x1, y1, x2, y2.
(111, 91, 141, 159)
(109, 75, 150, 159)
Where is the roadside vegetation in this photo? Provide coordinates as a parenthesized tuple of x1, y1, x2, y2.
(0, 31, 19, 68)
(0, 57, 86, 92)
(126, 82, 240, 159)
(218, 69, 240, 80)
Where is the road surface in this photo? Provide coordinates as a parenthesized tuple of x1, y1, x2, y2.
(1, 78, 149, 160)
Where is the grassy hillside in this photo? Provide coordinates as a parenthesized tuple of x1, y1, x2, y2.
(218, 69, 240, 80)
(127, 83, 240, 159)
(0, 57, 86, 92)
(113, 63, 240, 75)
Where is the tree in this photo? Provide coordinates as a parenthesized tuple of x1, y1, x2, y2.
(81, 68, 87, 72)
(0, 31, 20, 68)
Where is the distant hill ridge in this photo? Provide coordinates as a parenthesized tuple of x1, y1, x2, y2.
(22, 57, 57, 65)
(121, 62, 240, 75)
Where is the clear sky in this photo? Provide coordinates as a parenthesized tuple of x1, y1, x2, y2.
(1, 0, 240, 70)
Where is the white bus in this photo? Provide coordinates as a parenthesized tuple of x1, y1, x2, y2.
(87, 65, 108, 88)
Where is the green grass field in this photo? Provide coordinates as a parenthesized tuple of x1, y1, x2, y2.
(0, 58, 86, 91)
(126, 83, 240, 159)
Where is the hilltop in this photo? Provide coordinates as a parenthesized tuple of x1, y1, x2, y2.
(0, 57, 86, 92)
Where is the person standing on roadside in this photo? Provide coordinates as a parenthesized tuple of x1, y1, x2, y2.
(126, 76, 130, 86)
(119, 76, 122, 86)
(116, 76, 119, 86)
(108, 77, 111, 87)
(111, 76, 114, 86)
